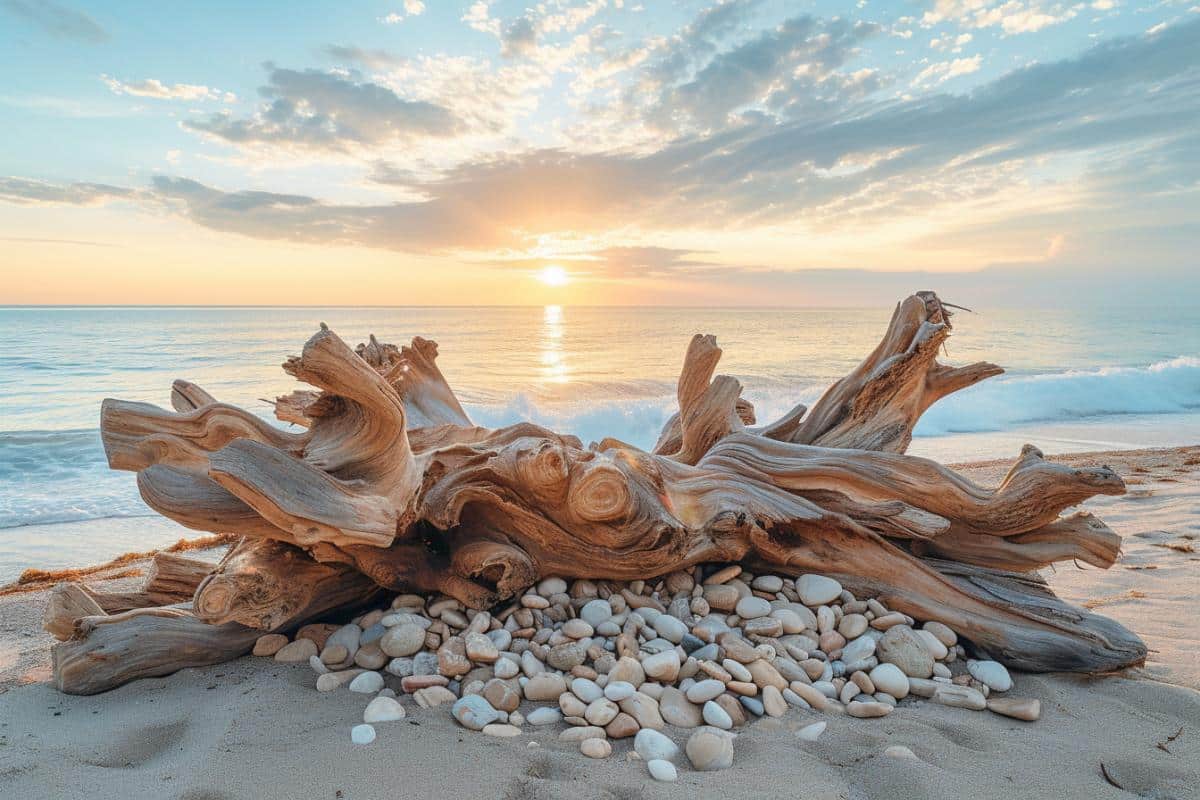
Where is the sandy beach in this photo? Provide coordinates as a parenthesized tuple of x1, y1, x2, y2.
(1, 445, 1197, 800)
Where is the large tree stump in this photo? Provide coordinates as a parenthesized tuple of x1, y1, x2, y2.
(58, 291, 1146, 692)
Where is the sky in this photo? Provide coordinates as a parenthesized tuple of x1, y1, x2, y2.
(0, 0, 1197, 306)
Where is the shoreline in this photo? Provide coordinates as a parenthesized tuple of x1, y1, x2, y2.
(1, 444, 1197, 799)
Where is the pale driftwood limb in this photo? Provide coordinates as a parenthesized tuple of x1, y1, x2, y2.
(275, 334, 472, 431)
(83, 552, 216, 612)
(272, 389, 321, 427)
(914, 512, 1122, 571)
(101, 399, 307, 473)
(144, 552, 217, 601)
(748, 401, 807, 441)
(52, 608, 269, 696)
(80, 290, 1146, 692)
(44, 552, 218, 640)
(208, 439, 400, 549)
(369, 335, 472, 429)
(170, 379, 218, 412)
(700, 437, 1123, 538)
(43, 583, 106, 640)
(654, 334, 746, 465)
(136, 465, 291, 541)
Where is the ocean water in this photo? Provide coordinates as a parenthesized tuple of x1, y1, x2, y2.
(1, 304, 1198, 581)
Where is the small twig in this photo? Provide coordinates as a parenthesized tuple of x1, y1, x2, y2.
(1099, 762, 1124, 790)
(1156, 726, 1184, 753)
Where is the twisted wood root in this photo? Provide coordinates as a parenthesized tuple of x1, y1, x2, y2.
(49, 291, 1145, 694)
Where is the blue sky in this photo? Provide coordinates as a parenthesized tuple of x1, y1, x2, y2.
(0, 0, 1197, 305)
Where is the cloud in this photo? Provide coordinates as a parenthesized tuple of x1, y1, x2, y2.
(497, 0, 608, 59)
(182, 65, 462, 152)
(462, 1, 500, 36)
(101, 75, 235, 103)
(1, 0, 107, 42)
(911, 54, 982, 86)
(324, 45, 405, 68)
(930, 32, 973, 51)
(625, 0, 768, 95)
(484, 246, 720, 278)
(381, 0, 425, 24)
(921, 1, 1081, 34)
(653, 16, 879, 130)
(602, 11, 880, 137)
(0, 177, 132, 205)
(6, 19, 1199, 278)
(211, 21, 1200, 245)
(501, 15, 539, 58)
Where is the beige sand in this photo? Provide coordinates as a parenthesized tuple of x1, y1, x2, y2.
(1, 447, 1197, 800)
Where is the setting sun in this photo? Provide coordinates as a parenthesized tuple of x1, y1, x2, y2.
(538, 265, 569, 287)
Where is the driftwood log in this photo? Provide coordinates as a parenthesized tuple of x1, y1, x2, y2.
(48, 291, 1146, 694)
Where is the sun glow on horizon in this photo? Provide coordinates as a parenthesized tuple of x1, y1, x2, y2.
(538, 265, 569, 287)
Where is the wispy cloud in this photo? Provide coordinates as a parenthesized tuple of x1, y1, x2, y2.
(381, 0, 425, 24)
(1, 0, 107, 43)
(921, 0, 1081, 35)
(911, 54, 982, 86)
(499, 0, 608, 58)
(101, 76, 235, 103)
(324, 45, 405, 69)
(0, 177, 132, 205)
(930, 32, 973, 52)
(182, 65, 462, 152)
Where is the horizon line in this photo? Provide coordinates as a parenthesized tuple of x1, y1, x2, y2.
(0, 301, 1184, 311)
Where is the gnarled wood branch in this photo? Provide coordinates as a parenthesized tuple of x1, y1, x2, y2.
(653, 334, 747, 464)
(71, 291, 1146, 692)
(766, 291, 1003, 452)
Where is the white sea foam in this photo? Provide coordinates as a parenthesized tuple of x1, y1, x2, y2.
(915, 356, 1200, 436)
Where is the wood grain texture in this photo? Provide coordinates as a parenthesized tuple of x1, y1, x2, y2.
(71, 291, 1146, 692)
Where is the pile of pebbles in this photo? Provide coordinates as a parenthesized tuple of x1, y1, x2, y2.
(253, 566, 1039, 781)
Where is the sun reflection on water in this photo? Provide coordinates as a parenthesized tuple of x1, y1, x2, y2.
(541, 305, 569, 383)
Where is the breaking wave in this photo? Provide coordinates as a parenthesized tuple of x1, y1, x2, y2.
(914, 356, 1200, 436)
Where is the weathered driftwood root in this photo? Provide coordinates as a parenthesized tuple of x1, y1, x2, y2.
(775, 291, 1003, 452)
(50, 542, 381, 695)
(193, 538, 372, 629)
(70, 290, 1146, 692)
